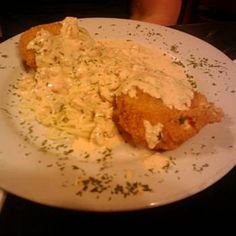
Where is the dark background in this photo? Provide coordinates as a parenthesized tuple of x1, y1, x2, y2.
(1, 0, 236, 40)
(0, 0, 130, 40)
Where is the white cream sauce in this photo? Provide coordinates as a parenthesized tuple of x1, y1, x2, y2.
(143, 120, 164, 149)
(20, 17, 196, 149)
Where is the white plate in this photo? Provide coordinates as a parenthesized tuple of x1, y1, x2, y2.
(0, 18, 235, 212)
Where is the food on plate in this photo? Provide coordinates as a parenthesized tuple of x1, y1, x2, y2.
(17, 16, 224, 151)
(113, 89, 223, 151)
(19, 22, 62, 68)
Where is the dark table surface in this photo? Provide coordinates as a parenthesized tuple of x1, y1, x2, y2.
(0, 20, 236, 233)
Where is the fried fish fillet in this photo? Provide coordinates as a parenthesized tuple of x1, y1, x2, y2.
(113, 89, 224, 151)
(19, 22, 62, 68)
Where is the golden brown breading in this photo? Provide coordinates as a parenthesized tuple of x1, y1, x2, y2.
(19, 22, 62, 69)
(113, 89, 224, 151)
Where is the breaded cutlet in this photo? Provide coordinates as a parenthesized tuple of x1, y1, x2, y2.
(113, 89, 224, 151)
(19, 22, 62, 68)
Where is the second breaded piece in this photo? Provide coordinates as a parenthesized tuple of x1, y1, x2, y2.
(19, 22, 62, 69)
(113, 89, 224, 151)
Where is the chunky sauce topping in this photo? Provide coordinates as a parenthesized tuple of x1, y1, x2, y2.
(19, 17, 196, 147)
(143, 120, 164, 149)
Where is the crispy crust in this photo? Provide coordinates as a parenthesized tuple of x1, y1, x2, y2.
(19, 22, 62, 69)
(113, 89, 224, 151)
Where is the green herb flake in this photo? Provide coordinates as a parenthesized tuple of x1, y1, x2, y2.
(63, 149, 74, 155)
(170, 44, 179, 53)
(172, 60, 185, 67)
(178, 116, 186, 125)
(24, 152, 31, 156)
(72, 165, 79, 170)
(112, 182, 152, 198)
